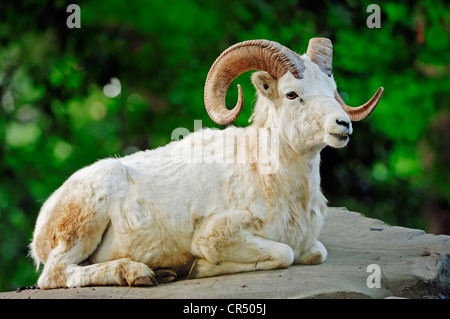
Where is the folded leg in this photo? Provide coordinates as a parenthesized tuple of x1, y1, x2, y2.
(189, 232, 294, 279)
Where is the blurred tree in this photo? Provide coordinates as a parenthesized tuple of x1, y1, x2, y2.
(0, 0, 448, 291)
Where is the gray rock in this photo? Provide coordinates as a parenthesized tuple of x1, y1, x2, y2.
(1, 207, 449, 299)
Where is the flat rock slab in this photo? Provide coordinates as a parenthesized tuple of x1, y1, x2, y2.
(2, 208, 449, 299)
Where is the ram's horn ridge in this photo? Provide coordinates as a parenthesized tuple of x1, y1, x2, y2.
(204, 40, 305, 125)
(306, 37, 333, 77)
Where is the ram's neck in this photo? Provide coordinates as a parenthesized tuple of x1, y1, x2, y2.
(276, 143, 322, 210)
(243, 124, 322, 213)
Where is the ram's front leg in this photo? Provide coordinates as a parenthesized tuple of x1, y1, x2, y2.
(188, 210, 294, 279)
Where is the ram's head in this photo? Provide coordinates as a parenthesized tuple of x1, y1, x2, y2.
(204, 38, 383, 150)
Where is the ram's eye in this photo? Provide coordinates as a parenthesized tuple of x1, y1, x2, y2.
(286, 91, 298, 100)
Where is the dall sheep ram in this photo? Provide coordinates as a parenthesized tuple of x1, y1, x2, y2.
(30, 38, 383, 289)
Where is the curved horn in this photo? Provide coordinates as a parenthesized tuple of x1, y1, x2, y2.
(204, 40, 305, 125)
(307, 37, 383, 121)
(335, 87, 384, 121)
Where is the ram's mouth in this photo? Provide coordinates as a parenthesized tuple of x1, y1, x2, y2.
(329, 133, 350, 141)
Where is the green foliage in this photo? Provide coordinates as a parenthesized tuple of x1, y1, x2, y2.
(0, 0, 449, 291)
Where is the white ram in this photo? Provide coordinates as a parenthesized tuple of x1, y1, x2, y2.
(30, 38, 383, 289)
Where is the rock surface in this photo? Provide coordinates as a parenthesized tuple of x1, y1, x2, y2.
(1, 207, 449, 299)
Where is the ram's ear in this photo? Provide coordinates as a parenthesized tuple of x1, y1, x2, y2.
(251, 71, 279, 100)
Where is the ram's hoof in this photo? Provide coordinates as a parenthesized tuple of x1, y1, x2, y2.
(155, 268, 177, 283)
(133, 274, 158, 286)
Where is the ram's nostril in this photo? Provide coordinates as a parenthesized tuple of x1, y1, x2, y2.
(336, 119, 350, 128)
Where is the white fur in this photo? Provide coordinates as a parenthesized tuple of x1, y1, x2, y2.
(30, 54, 354, 289)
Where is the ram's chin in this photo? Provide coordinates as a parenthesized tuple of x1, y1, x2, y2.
(325, 133, 350, 148)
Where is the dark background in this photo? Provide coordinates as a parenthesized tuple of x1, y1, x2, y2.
(0, 0, 449, 291)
